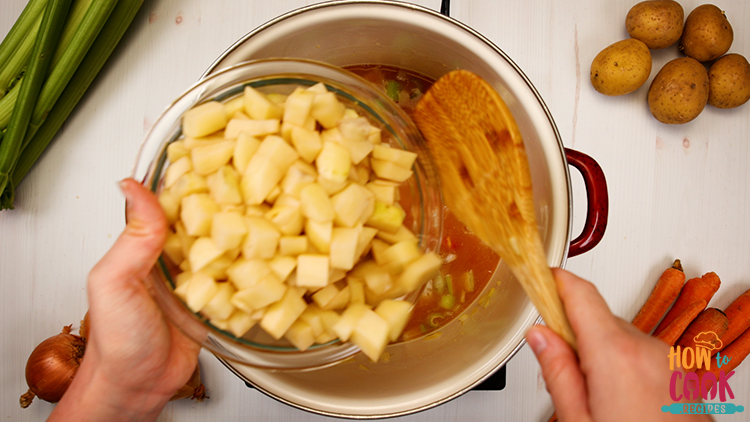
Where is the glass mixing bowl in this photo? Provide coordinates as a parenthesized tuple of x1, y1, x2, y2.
(132, 58, 442, 370)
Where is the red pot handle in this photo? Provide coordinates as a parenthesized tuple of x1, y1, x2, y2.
(565, 148, 608, 257)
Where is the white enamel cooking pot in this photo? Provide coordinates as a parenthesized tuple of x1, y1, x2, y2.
(201, 0, 609, 418)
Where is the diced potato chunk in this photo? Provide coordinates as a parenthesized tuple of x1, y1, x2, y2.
(398, 252, 442, 292)
(332, 303, 369, 342)
(260, 288, 307, 339)
(233, 132, 261, 174)
(191, 140, 235, 176)
(185, 272, 220, 312)
(165, 156, 193, 188)
(311, 91, 345, 129)
(366, 201, 406, 233)
(170, 172, 209, 200)
(279, 236, 308, 256)
(316, 142, 351, 184)
(283, 88, 316, 126)
(201, 282, 236, 321)
(305, 219, 332, 253)
(226, 310, 257, 338)
(296, 254, 329, 288)
(330, 184, 374, 228)
(231, 273, 287, 313)
(158, 189, 181, 224)
(300, 183, 334, 222)
(372, 144, 418, 168)
(375, 299, 413, 342)
(268, 255, 297, 281)
(351, 308, 390, 362)
(330, 227, 361, 270)
(370, 158, 413, 182)
(211, 211, 247, 251)
(181, 194, 219, 236)
(167, 140, 190, 163)
(226, 258, 272, 290)
(285, 320, 315, 351)
(244, 86, 283, 120)
(224, 118, 280, 139)
(183, 101, 227, 138)
(291, 126, 323, 163)
(242, 217, 280, 259)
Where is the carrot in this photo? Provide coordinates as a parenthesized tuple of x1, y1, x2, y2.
(631, 259, 685, 334)
(716, 289, 750, 352)
(655, 299, 707, 345)
(696, 326, 750, 391)
(653, 271, 721, 336)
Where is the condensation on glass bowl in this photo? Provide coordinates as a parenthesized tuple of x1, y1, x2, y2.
(132, 58, 443, 370)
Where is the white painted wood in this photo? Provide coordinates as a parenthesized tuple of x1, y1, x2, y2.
(2, 0, 748, 420)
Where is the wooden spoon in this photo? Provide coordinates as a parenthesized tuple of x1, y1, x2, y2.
(413, 70, 577, 350)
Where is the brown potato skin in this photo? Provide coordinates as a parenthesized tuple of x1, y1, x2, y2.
(590, 38, 652, 96)
(626, 0, 685, 49)
(708, 53, 750, 109)
(680, 4, 733, 62)
(648, 57, 709, 124)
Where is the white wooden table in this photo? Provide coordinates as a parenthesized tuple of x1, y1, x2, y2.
(2, 0, 749, 420)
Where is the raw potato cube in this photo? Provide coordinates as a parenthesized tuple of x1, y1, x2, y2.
(398, 252, 442, 292)
(279, 236, 308, 256)
(356, 227, 378, 258)
(372, 144, 418, 168)
(296, 254, 329, 288)
(375, 299, 413, 342)
(365, 181, 397, 205)
(245, 203, 270, 217)
(265, 205, 304, 236)
(307, 82, 328, 95)
(268, 255, 297, 281)
(231, 273, 287, 313)
(312, 284, 340, 309)
(368, 126, 382, 144)
(240, 159, 284, 204)
(185, 272, 220, 312)
(291, 126, 323, 163)
(330, 184, 374, 228)
(311, 91, 345, 129)
(174, 271, 193, 288)
(174, 221, 196, 259)
(201, 282, 236, 321)
(330, 227, 361, 270)
(232, 132, 261, 174)
(318, 309, 342, 337)
(376, 225, 417, 245)
(158, 189, 181, 224)
(223, 96, 245, 119)
(366, 201, 406, 233)
(281, 161, 317, 197)
(191, 140, 236, 176)
(300, 183, 334, 222)
(226, 258, 271, 290)
(321, 285, 351, 311)
(189, 237, 225, 272)
(299, 306, 325, 337)
(351, 308, 390, 361)
(211, 211, 247, 251)
(316, 142, 351, 184)
(332, 303, 369, 342)
(224, 118, 280, 139)
(339, 117, 371, 144)
(255, 135, 299, 171)
(283, 88, 316, 126)
(226, 310, 257, 338)
(182, 101, 228, 138)
(207, 165, 243, 205)
(260, 288, 308, 339)
(305, 220, 332, 253)
(163, 231, 184, 265)
(370, 238, 390, 265)
(244, 86, 283, 120)
(167, 140, 190, 163)
(363, 264, 393, 296)
(184, 133, 225, 150)
(165, 156, 193, 188)
(200, 254, 233, 280)
(242, 217, 281, 259)
(348, 277, 366, 304)
(181, 193, 220, 236)
(170, 172, 209, 200)
(285, 320, 315, 351)
(381, 240, 421, 273)
(370, 158, 413, 182)
(316, 174, 348, 196)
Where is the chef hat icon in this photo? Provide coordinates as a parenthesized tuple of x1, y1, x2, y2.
(694, 331, 723, 351)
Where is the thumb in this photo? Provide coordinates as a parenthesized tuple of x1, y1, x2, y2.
(90, 179, 168, 285)
(527, 325, 593, 422)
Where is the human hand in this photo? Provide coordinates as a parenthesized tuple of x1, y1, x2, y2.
(526, 268, 713, 422)
(49, 179, 201, 421)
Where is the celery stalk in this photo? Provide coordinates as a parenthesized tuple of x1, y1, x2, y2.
(50, 0, 96, 68)
(0, 0, 49, 98)
(0, 15, 42, 96)
(9, 0, 146, 206)
(25, 0, 119, 142)
(0, 0, 72, 204)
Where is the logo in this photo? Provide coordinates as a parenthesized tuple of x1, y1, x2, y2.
(661, 331, 744, 415)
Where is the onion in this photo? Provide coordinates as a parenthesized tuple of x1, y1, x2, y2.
(20, 325, 85, 408)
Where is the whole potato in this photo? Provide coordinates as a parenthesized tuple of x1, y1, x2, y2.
(626, 0, 685, 49)
(708, 53, 750, 109)
(680, 4, 733, 62)
(590, 38, 652, 96)
(648, 57, 709, 124)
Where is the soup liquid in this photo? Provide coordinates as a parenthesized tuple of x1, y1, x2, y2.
(346, 65, 500, 339)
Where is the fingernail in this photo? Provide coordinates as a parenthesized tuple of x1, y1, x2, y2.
(527, 328, 548, 356)
(119, 179, 134, 215)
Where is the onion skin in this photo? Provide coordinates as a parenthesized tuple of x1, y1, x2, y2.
(20, 326, 85, 408)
